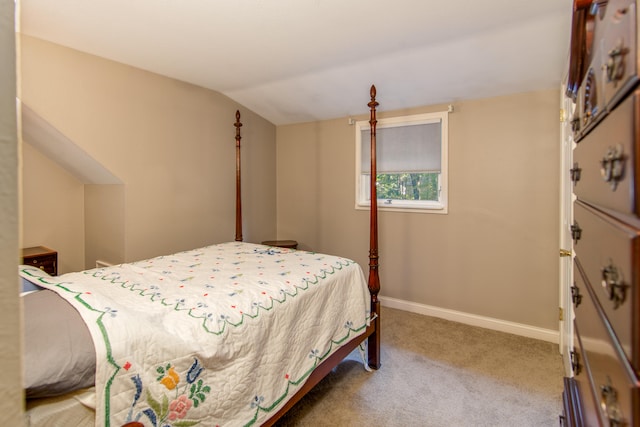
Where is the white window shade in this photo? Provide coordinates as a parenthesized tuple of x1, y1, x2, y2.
(361, 121, 441, 173)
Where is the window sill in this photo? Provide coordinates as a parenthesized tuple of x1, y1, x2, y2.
(355, 203, 448, 214)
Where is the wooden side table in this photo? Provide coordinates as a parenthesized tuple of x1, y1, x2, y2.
(21, 246, 58, 276)
(261, 240, 298, 249)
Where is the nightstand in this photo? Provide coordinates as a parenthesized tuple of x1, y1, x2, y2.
(261, 240, 298, 249)
(21, 246, 58, 276)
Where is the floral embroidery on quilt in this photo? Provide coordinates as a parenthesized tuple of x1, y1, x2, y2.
(125, 358, 211, 427)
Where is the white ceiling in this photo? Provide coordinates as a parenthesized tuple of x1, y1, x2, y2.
(19, 0, 573, 125)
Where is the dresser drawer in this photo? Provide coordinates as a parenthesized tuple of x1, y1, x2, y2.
(573, 202, 639, 370)
(574, 266, 640, 426)
(572, 322, 604, 427)
(572, 90, 639, 217)
(601, 0, 638, 111)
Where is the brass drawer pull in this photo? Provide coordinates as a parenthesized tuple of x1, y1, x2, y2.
(605, 40, 629, 85)
(600, 144, 625, 191)
(570, 349, 582, 375)
(571, 284, 582, 307)
(570, 162, 582, 184)
(558, 414, 566, 426)
(601, 261, 628, 309)
(570, 221, 582, 242)
(600, 378, 624, 426)
(570, 114, 580, 133)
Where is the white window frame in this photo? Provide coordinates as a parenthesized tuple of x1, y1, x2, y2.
(355, 111, 448, 214)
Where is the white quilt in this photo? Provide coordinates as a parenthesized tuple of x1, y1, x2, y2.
(20, 242, 371, 427)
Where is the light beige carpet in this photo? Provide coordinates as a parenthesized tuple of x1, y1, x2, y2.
(275, 307, 564, 426)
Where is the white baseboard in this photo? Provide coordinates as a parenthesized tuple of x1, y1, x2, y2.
(380, 296, 559, 344)
(95, 260, 114, 268)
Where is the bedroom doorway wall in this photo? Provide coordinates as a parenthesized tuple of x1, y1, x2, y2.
(1, 0, 23, 421)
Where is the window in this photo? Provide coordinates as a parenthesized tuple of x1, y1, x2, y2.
(355, 111, 448, 213)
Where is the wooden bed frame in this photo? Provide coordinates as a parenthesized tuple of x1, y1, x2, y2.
(233, 85, 382, 425)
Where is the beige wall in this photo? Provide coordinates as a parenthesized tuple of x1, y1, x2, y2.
(85, 184, 125, 268)
(16, 32, 559, 335)
(20, 35, 277, 268)
(0, 0, 23, 423)
(276, 89, 560, 330)
(22, 142, 85, 273)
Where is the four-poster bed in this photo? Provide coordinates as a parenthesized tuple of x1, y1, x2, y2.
(20, 86, 382, 426)
(237, 85, 382, 425)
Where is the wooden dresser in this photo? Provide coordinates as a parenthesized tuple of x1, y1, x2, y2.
(562, 0, 640, 425)
(21, 246, 57, 276)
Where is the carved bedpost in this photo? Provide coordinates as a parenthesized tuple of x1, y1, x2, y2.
(367, 85, 381, 369)
(234, 110, 243, 242)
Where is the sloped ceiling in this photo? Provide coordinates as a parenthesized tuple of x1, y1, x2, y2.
(21, 103, 122, 184)
(19, 0, 573, 125)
